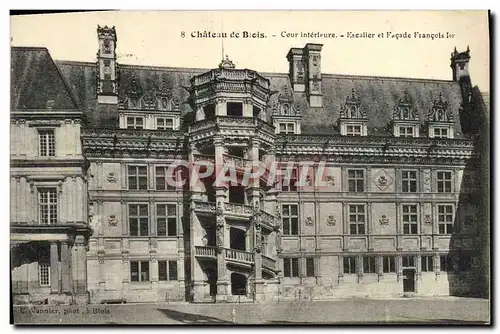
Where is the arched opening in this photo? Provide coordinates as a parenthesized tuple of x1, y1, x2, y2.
(231, 273, 247, 295)
(228, 186, 245, 204)
(229, 227, 246, 251)
(205, 267, 218, 297)
(227, 102, 243, 117)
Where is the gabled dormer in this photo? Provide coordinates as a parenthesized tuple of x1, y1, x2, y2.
(118, 74, 181, 130)
(427, 93, 454, 139)
(392, 90, 420, 138)
(272, 86, 301, 134)
(338, 88, 367, 136)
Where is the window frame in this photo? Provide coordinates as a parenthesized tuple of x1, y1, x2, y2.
(128, 165, 149, 190)
(433, 127, 449, 139)
(346, 124, 362, 136)
(280, 167, 298, 192)
(349, 204, 366, 235)
(421, 255, 434, 272)
(347, 169, 365, 193)
(38, 262, 51, 286)
(38, 187, 58, 225)
(38, 129, 56, 157)
(130, 260, 150, 283)
(281, 203, 299, 236)
(129, 203, 149, 237)
(402, 255, 416, 268)
(363, 256, 376, 274)
(156, 203, 178, 237)
(438, 204, 454, 235)
(278, 122, 296, 135)
(399, 126, 415, 138)
(156, 117, 175, 130)
(402, 204, 419, 235)
(155, 165, 179, 191)
(437, 171, 453, 193)
(283, 257, 300, 278)
(158, 260, 178, 281)
(343, 256, 357, 274)
(305, 257, 315, 277)
(383, 256, 396, 273)
(401, 170, 418, 193)
(126, 116, 144, 129)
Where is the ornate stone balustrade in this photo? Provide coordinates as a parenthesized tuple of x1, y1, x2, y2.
(195, 246, 217, 259)
(225, 248, 254, 263)
(224, 202, 253, 215)
(193, 201, 216, 214)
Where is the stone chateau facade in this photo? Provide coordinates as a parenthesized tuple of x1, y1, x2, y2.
(10, 25, 489, 305)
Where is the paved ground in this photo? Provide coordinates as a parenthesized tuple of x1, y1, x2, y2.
(12, 297, 490, 325)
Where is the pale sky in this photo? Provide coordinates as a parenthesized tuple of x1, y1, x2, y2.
(10, 10, 490, 91)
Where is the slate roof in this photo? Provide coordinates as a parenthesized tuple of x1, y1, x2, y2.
(11, 47, 79, 111)
(19, 48, 468, 138)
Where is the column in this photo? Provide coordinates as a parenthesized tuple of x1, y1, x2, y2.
(60, 242, 71, 293)
(367, 202, 373, 251)
(50, 242, 59, 294)
(215, 98, 227, 116)
(342, 202, 349, 251)
(396, 201, 402, 251)
(72, 235, 88, 304)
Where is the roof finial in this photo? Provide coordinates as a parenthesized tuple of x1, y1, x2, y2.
(467, 45, 470, 52)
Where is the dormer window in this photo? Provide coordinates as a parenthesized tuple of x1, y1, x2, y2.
(427, 93, 454, 139)
(279, 123, 296, 134)
(346, 124, 362, 136)
(339, 88, 368, 136)
(156, 117, 175, 130)
(127, 116, 144, 129)
(392, 90, 420, 138)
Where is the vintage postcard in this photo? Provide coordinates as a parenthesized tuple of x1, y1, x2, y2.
(9, 10, 490, 325)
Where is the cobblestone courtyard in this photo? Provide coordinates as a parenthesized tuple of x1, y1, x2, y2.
(12, 297, 490, 325)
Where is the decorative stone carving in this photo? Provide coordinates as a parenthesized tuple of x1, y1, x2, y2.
(372, 170, 393, 191)
(108, 214, 118, 227)
(340, 88, 366, 119)
(393, 90, 418, 121)
(305, 216, 314, 226)
(422, 169, 432, 192)
(424, 214, 432, 225)
(326, 215, 336, 226)
(428, 93, 453, 122)
(324, 174, 335, 186)
(107, 172, 117, 183)
(379, 215, 390, 225)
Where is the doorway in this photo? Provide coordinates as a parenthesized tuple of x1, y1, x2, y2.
(231, 273, 247, 295)
(230, 228, 246, 251)
(402, 268, 416, 292)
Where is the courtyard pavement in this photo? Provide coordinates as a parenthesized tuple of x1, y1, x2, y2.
(12, 297, 490, 325)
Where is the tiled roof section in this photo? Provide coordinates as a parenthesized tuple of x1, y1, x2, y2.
(11, 47, 79, 110)
(55, 60, 466, 137)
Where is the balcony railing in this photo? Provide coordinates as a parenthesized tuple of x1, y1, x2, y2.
(225, 249, 254, 263)
(193, 201, 216, 214)
(260, 210, 275, 226)
(193, 154, 216, 164)
(262, 254, 278, 272)
(195, 246, 217, 259)
(224, 202, 253, 215)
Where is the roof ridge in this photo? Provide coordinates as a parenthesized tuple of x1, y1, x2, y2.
(45, 50, 81, 110)
(11, 46, 49, 52)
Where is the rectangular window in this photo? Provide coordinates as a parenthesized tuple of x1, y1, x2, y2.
(129, 204, 149, 236)
(281, 168, 298, 192)
(156, 118, 174, 130)
(346, 125, 362, 136)
(279, 123, 295, 134)
(343, 257, 356, 274)
(402, 255, 415, 268)
(402, 205, 418, 235)
(158, 260, 178, 281)
(437, 171, 452, 193)
(127, 117, 144, 129)
(347, 169, 364, 192)
(39, 130, 55, 157)
(282, 204, 299, 235)
(363, 256, 376, 274)
(156, 204, 177, 236)
(383, 256, 396, 273)
(155, 166, 178, 191)
(434, 128, 448, 138)
(128, 166, 148, 190)
(38, 188, 58, 225)
(283, 258, 299, 278)
(421, 256, 434, 272)
(438, 205, 454, 234)
(349, 204, 366, 235)
(38, 263, 50, 286)
(440, 255, 450, 272)
(402, 170, 418, 193)
(306, 258, 315, 277)
(130, 261, 150, 282)
(399, 126, 415, 137)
